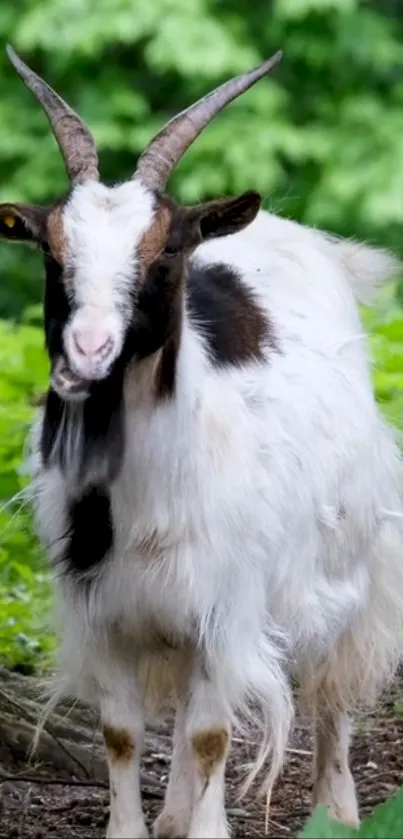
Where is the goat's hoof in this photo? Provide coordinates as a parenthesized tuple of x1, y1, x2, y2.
(313, 785, 359, 830)
(187, 819, 230, 839)
(106, 820, 149, 839)
(153, 811, 189, 838)
(329, 809, 360, 830)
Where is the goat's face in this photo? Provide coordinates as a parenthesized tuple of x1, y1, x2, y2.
(0, 45, 282, 401)
(46, 180, 160, 386)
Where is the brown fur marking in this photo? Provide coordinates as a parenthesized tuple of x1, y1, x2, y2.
(138, 203, 173, 275)
(191, 728, 229, 782)
(135, 525, 165, 556)
(146, 622, 181, 651)
(103, 724, 134, 764)
(132, 522, 181, 558)
(47, 206, 67, 264)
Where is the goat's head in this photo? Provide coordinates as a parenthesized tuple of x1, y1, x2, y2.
(0, 46, 282, 401)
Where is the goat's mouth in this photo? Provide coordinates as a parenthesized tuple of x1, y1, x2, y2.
(51, 355, 90, 403)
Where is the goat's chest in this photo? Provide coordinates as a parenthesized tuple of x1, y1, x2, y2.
(96, 402, 265, 642)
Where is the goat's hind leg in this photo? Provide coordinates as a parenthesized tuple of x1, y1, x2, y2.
(312, 690, 359, 829)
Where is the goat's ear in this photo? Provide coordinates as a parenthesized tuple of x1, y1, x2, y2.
(0, 203, 48, 244)
(186, 191, 261, 245)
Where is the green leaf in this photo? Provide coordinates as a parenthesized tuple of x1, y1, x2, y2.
(299, 789, 403, 838)
(299, 806, 357, 838)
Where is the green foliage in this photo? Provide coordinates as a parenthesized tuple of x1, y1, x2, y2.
(0, 315, 54, 673)
(2, 0, 403, 315)
(362, 288, 403, 431)
(299, 786, 403, 838)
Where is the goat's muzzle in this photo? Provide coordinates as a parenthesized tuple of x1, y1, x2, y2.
(51, 355, 90, 403)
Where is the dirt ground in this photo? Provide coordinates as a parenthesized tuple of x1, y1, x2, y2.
(1, 672, 402, 839)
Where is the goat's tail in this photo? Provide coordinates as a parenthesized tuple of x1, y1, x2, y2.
(236, 638, 294, 800)
(325, 234, 401, 306)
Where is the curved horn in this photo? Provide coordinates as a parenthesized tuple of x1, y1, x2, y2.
(135, 50, 282, 192)
(6, 44, 99, 184)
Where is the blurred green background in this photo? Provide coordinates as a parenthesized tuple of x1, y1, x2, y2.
(2, 0, 403, 672)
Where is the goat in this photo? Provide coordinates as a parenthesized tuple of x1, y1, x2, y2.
(1, 45, 403, 839)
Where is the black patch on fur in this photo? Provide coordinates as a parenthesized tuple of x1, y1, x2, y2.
(41, 387, 65, 466)
(129, 257, 183, 360)
(65, 485, 113, 575)
(187, 261, 276, 367)
(41, 368, 125, 486)
(42, 250, 70, 360)
(127, 244, 185, 399)
(80, 372, 125, 484)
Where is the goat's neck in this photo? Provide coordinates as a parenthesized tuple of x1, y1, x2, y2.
(124, 309, 205, 419)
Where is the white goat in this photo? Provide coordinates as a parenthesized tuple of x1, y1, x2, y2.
(1, 46, 403, 839)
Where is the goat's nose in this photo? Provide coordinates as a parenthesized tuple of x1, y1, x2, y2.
(72, 328, 113, 359)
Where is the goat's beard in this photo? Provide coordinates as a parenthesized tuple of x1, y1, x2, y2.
(51, 354, 90, 403)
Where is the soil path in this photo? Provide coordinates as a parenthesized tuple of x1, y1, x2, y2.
(0, 669, 402, 838)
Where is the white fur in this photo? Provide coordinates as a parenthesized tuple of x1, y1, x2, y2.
(241, 209, 401, 305)
(29, 207, 403, 837)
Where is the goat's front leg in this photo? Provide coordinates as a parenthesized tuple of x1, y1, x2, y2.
(185, 662, 231, 839)
(313, 703, 359, 829)
(99, 665, 148, 839)
(153, 700, 193, 838)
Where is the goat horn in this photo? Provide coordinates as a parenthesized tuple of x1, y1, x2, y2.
(7, 44, 99, 184)
(135, 50, 282, 192)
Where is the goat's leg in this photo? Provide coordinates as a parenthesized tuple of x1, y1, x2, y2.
(153, 700, 194, 838)
(313, 702, 359, 828)
(184, 663, 231, 839)
(99, 666, 148, 839)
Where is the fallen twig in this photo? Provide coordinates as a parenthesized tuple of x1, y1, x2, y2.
(0, 772, 107, 789)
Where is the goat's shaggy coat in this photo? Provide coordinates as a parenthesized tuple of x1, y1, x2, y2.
(1, 46, 403, 838)
(26, 187, 403, 835)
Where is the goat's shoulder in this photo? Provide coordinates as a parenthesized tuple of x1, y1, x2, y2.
(186, 258, 278, 368)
